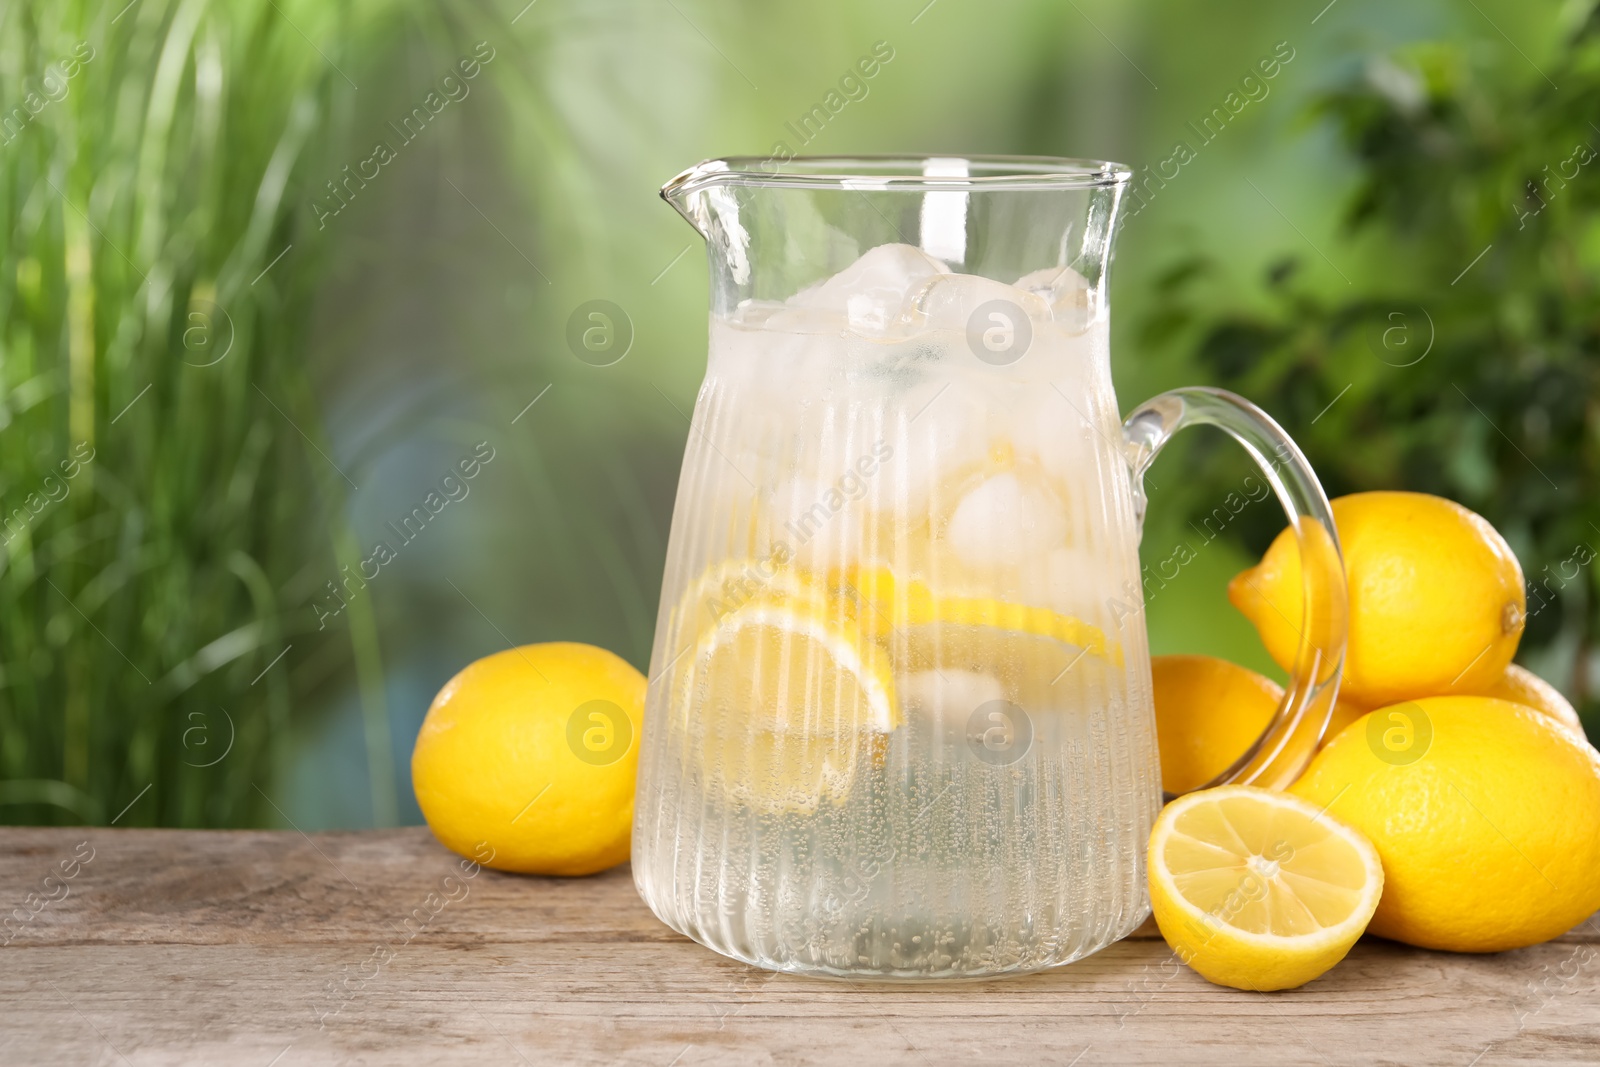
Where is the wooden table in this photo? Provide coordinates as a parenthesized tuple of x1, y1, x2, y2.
(3, 827, 1595, 1065)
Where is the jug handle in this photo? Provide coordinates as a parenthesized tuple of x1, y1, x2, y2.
(1121, 387, 1347, 795)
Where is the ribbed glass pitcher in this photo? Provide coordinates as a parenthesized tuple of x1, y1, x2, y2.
(632, 156, 1347, 980)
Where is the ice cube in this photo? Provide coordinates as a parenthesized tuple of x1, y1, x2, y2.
(1013, 266, 1060, 296)
(902, 669, 1006, 733)
(896, 272, 1051, 338)
(708, 316, 839, 402)
(944, 472, 1068, 569)
(881, 379, 993, 514)
(760, 305, 849, 336)
(1014, 265, 1098, 335)
(790, 243, 951, 337)
(1008, 382, 1101, 476)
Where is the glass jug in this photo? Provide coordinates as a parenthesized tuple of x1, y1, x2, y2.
(633, 156, 1347, 980)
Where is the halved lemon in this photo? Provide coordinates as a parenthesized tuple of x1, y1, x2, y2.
(687, 591, 899, 814)
(1148, 785, 1383, 991)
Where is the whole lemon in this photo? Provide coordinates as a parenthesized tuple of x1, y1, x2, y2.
(411, 643, 645, 876)
(1291, 695, 1600, 952)
(1320, 696, 1371, 749)
(1150, 654, 1283, 793)
(1323, 666, 1588, 748)
(1474, 664, 1586, 737)
(1230, 491, 1525, 708)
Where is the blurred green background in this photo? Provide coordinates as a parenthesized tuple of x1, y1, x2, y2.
(2, 0, 1594, 829)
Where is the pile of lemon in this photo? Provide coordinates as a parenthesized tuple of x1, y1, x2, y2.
(407, 489, 1600, 994)
(1150, 491, 1600, 991)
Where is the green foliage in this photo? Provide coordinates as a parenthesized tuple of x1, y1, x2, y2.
(0, 0, 398, 826)
(1152, 7, 1600, 727)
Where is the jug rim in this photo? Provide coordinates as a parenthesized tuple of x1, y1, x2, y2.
(662, 154, 1133, 199)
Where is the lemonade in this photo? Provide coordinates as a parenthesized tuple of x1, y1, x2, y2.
(632, 242, 1163, 978)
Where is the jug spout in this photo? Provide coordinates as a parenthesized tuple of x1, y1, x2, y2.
(660, 158, 730, 239)
(661, 159, 757, 288)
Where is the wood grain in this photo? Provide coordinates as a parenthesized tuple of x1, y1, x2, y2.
(2, 827, 1595, 1066)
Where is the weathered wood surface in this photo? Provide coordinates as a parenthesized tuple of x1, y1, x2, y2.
(1, 826, 1595, 1066)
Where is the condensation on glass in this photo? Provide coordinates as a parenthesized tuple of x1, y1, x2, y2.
(633, 156, 1347, 980)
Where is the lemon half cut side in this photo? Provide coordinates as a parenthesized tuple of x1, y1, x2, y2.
(1148, 785, 1384, 991)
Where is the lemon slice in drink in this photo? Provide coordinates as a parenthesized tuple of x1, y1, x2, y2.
(689, 592, 899, 814)
(828, 565, 1121, 711)
(831, 564, 1119, 664)
(1148, 785, 1383, 991)
(670, 557, 817, 635)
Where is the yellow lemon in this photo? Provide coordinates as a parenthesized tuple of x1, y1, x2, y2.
(1321, 696, 1372, 749)
(411, 643, 645, 876)
(1229, 491, 1525, 708)
(1150, 654, 1283, 794)
(1473, 664, 1585, 736)
(687, 591, 898, 814)
(1321, 664, 1587, 749)
(1148, 785, 1383, 991)
(829, 564, 1121, 712)
(1291, 695, 1600, 952)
